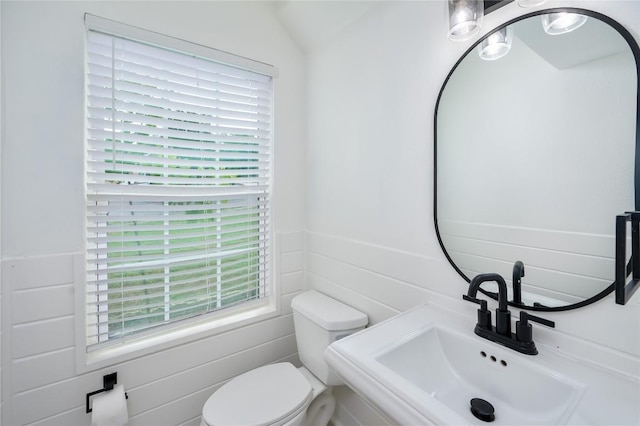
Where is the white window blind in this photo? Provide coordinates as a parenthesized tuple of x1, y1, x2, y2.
(85, 25, 273, 349)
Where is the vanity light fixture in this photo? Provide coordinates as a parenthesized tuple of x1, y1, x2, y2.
(542, 12, 588, 35)
(448, 0, 484, 41)
(478, 26, 514, 60)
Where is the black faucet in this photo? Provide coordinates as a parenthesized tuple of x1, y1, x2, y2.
(466, 273, 511, 336)
(463, 273, 555, 355)
(512, 261, 525, 306)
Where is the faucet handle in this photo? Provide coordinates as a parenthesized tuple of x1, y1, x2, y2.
(520, 311, 555, 328)
(516, 311, 555, 343)
(463, 294, 487, 310)
(463, 295, 492, 329)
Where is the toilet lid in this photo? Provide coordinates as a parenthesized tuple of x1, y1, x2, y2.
(203, 363, 313, 426)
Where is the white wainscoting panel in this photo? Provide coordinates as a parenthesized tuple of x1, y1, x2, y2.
(306, 231, 464, 324)
(438, 220, 614, 305)
(307, 231, 640, 426)
(306, 231, 467, 426)
(2, 231, 304, 426)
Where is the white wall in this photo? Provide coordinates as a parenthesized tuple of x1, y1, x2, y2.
(306, 1, 640, 424)
(1, 2, 306, 425)
(2, 1, 639, 425)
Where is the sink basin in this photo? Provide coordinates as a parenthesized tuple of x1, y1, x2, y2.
(325, 302, 640, 425)
(376, 325, 583, 425)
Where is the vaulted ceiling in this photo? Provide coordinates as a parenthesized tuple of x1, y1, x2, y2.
(272, 1, 383, 52)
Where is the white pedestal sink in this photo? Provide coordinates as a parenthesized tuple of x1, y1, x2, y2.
(325, 303, 640, 425)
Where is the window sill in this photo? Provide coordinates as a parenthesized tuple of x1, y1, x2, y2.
(75, 297, 279, 374)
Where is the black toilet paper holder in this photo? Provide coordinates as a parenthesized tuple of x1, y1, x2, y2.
(86, 372, 129, 414)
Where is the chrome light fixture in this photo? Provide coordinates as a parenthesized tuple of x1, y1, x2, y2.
(542, 12, 588, 35)
(517, 0, 547, 7)
(448, 0, 484, 41)
(478, 26, 514, 60)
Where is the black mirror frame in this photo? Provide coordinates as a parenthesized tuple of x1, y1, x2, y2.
(434, 7, 640, 312)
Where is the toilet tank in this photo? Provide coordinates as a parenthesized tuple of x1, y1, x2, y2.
(291, 291, 368, 386)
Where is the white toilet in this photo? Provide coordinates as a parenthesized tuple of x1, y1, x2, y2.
(200, 290, 368, 426)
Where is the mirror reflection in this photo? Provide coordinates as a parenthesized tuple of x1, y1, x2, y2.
(436, 11, 638, 309)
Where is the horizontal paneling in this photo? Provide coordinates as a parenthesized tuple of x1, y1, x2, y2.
(108, 314, 295, 391)
(5, 231, 304, 426)
(129, 386, 215, 426)
(310, 273, 397, 325)
(278, 231, 304, 300)
(307, 231, 463, 300)
(13, 348, 76, 393)
(27, 342, 297, 426)
(129, 353, 299, 426)
(306, 231, 464, 314)
(281, 270, 304, 295)
(440, 220, 615, 257)
(11, 313, 296, 424)
(281, 251, 304, 274)
(127, 335, 296, 416)
(279, 231, 304, 253)
(12, 285, 75, 325)
(308, 232, 432, 284)
(444, 234, 613, 280)
(308, 252, 428, 313)
(7, 254, 75, 291)
(281, 292, 300, 315)
(307, 231, 640, 426)
(439, 220, 613, 304)
(12, 316, 75, 359)
(30, 408, 87, 426)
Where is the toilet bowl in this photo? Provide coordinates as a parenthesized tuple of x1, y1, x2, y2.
(200, 291, 368, 426)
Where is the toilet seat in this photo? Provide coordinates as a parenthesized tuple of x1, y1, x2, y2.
(202, 363, 313, 426)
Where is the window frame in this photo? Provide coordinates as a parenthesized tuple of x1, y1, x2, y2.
(77, 14, 279, 372)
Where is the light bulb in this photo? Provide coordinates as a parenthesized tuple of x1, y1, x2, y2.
(542, 12, 588, 35)
(448, 0, 484, 41)
(478, 26, 514, 60)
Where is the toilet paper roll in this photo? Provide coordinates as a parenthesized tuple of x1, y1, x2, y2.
(91, 384, 129, 426)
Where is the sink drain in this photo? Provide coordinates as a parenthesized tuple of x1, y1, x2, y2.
(470, 398, 495, 422)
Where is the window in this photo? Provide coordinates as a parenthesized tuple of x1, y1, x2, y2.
(85, 16, 274, 351)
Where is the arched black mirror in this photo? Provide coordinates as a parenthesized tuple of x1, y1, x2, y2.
(435, 8, 640, 311)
